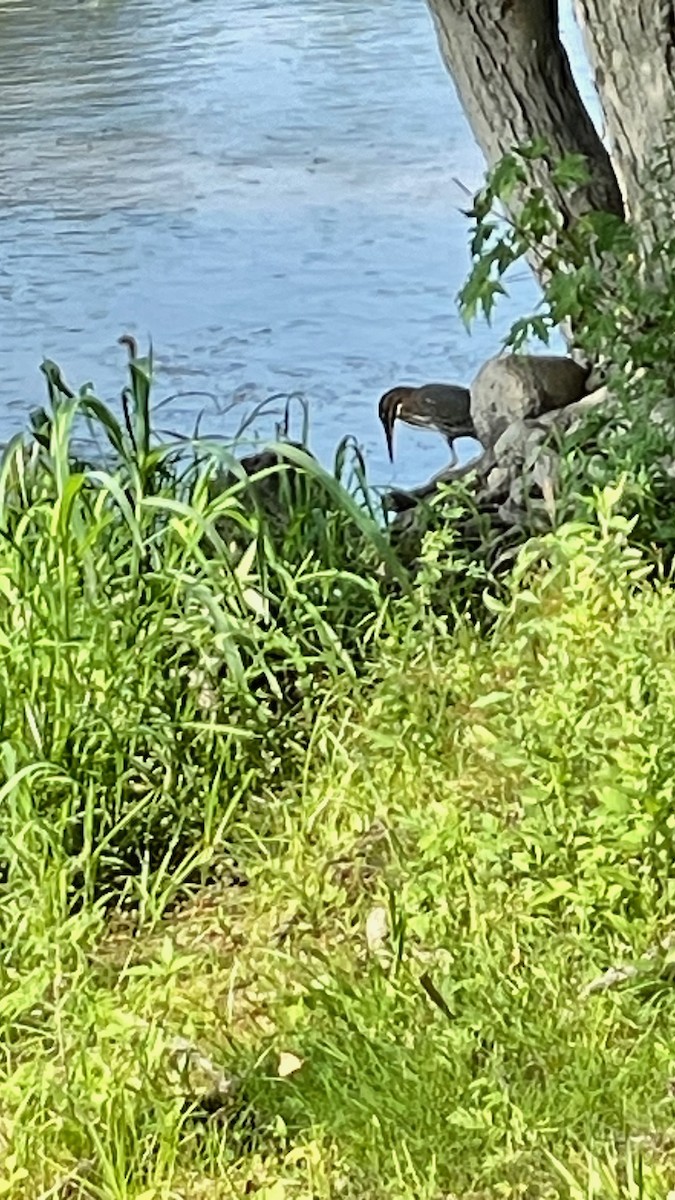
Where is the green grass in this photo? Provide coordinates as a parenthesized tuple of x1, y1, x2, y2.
(0, 347, 675, 1197)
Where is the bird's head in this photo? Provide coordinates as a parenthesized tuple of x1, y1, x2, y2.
(378, 386, 415, 462)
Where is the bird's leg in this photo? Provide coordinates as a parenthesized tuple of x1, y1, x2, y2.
(420, 442, 483, 493)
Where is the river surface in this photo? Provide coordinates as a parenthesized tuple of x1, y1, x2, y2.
(0, 0, 597, 488)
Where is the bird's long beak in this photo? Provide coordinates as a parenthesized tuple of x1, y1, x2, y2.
(379, 394, 398, 462)
(384, 411, 395, 462)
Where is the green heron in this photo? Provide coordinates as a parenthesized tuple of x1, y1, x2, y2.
(378, 383, 478, 468)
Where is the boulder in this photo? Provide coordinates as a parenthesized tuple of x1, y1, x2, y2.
(470, 354, 594, 449)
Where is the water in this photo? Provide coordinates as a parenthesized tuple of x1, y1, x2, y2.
(0, 0, 596, 489)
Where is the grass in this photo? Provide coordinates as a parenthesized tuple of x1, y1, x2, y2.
(0, 345, 675, 1197)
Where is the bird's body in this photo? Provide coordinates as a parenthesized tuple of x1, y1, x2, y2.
(378, 382, 477, 467)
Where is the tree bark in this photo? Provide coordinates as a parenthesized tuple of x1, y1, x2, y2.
(424, 0, 624, 225)
(573, 0, 675, 226)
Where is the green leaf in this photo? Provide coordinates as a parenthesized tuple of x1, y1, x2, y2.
(470, 690, 511, 709)
(551, 153, 591, 188)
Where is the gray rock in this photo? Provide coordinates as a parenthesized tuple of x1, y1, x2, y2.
(492, 418, 533, 469)
(470, 354, 592, 449)
(484, 465, 512, 497)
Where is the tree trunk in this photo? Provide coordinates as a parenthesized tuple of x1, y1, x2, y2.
(573, 0, 675, 226)
(424, 0, 624, 225)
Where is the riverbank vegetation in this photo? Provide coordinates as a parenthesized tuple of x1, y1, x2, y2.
(0, 321, 675, 1199)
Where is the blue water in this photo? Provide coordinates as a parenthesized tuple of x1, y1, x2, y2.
(0, 0, 598, 489)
